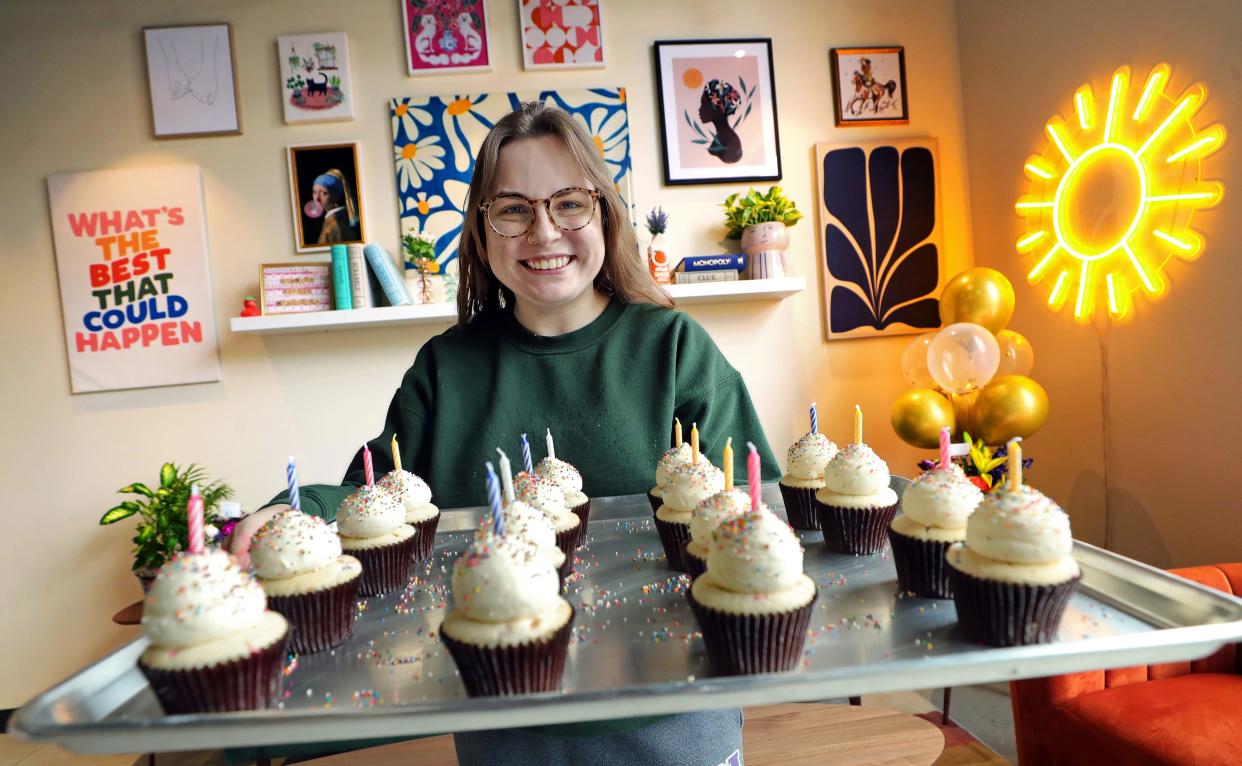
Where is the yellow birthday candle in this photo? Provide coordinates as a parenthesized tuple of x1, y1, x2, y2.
(853, 404, 863, 445)
(723, 437, 734, 490)
(691, 422, 700, 463)
(1007, 437, 1023, 490)
(391, 435, 402, 470)
(674, 417, 683, 448)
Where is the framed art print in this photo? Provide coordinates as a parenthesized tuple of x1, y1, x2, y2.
(143, 24, 242, 138)
(519, 0, 605, 70)
(653, 38, 782, 185)
(402, 0, 492, 75)
(260, 263, 333, 315)
(277, 32, 355, 123)
(287, 142, 367, 254)
(830, 46, 909, 127)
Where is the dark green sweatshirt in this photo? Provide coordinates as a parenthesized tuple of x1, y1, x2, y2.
(274, 298, 780, 519)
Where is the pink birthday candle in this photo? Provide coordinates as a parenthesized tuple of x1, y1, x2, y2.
(939, 426, 950, 468)
(363, 444, 374, 486)
(187, 484, 204, 555)
(746, 441, 760, 513)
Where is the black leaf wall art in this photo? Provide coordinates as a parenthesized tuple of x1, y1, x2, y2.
(816, 139, 944, 340)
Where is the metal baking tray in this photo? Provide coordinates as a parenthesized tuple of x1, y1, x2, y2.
(13, 480, 1242, 754)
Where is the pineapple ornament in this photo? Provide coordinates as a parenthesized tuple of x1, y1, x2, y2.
(645, 206, 671, 284)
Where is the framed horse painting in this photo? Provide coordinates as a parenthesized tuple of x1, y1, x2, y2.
(830, 46, 908, 127)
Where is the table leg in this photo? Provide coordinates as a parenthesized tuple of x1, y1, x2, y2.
(848, 696, 861, 706)
(941, 687, 953, 726)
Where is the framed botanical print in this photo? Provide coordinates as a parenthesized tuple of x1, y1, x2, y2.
(518, 0, 605, 70)
(402, 0, 493, 75)
(830, 46, 909, 127)
(142, 23, 242, 138)
(287, 142, 367, 254)
(277, 32, 355, 123)
(653, 38, 782, 185)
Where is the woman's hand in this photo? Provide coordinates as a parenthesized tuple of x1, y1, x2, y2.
(226, 505, 288, 569)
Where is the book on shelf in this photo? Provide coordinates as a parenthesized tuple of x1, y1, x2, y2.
(363, 243, 413, 306)
(346, 244, 375, 308)
(676, 253, 747, 273)
(673, 269, 739, 284)
(330, 244, 352, 310)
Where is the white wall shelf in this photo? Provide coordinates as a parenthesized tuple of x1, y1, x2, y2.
(229, 277, 805, 336)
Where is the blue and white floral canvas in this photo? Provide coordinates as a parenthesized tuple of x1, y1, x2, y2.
(389, 88, 633, 285)
(815, 138, 943, 340)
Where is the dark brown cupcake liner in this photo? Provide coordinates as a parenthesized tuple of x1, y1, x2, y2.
(887, 528, 955, 599)
(647, 491, 662, 514)
(570, 498, 591, 527)
(817, 500, 900, 555)
(686, 588, 817, 676)
(778, 483, 822, 530)
(947, 567, 1081, 646)
(409, 514, 441, 564)
(347, 534, 418, 596)
(557, 551, 574, 589)
(265, 574, 361, 654)
(681, 541, 707, 580)
(654, 515, 691, 572)
(441, 607, 575, 696)
(555, 521, 586, 555)
(139, 629, 289, 714)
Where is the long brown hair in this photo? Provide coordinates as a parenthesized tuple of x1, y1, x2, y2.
(456, 101, 673, 327)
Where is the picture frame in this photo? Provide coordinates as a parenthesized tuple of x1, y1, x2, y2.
(518, 0, 605, 70)
(277, 32, 355, 124)
(402, 0, 493, 76)
(259, 263, 333, 315)
(829, 46, 909, 127)
(286, 142, 367, 254)
(142, 23, 242, 138)
(653, 38, 782, 185)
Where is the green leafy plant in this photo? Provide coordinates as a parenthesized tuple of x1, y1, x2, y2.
(99, 463, 232, 572)
(721, 186, 803, 240)
(402, 232, 438, 271)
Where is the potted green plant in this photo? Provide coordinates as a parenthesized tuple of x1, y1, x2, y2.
(99, 462, 233, 592)
(721, 186, 803, 279)
(402, 232, 440, 304)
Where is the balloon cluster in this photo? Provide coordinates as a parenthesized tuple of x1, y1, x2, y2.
(891, 268, 1049, 448)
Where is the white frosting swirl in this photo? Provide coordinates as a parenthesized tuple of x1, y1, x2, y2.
(689, 489, 753, 546)
(486, 500, 563, 568)
(707, 508, 804, 594)
(535, 457, 584, 495)
(822, 443, 891, 495)
(786, 432, 837, 480)
(142, 549, 267, 648)
(661, 462, 725, 511)
(900, 464, 983, 530)
(451, 532, 561, 622)
(514, 472, 570, 518)
(249, 510, 342, 580)
(965, 484, 1074, 564)
(377, 469, 437, 519)
(337, 484, 404, 539)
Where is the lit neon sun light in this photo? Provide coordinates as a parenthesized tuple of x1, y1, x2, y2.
(1015, 64, 1224, 321)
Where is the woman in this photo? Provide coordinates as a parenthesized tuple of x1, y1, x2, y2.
(234, 102, 779, 764)
(311, 168, 360, 244)
(698, 79, 743, 164)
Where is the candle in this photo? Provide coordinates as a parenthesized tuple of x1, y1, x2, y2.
(810, 401, 818, 434)
(187, 483, 204, 555)
(486, 461, 504, 536)
(746, 441, 760, 513)
(1008, 438, 1024, 490)
(287, 456, 300, 513)
(723, 437, 734, 490)
(520, 433, 533, 474)
(674, 418, 683, 448)
(853, 404, 863, 445)
(691, 422, 699, 464)
(939, 427, 950, 469)
(391, 434, 402, 471)
(496, 448, 515, 505)
(363, 443, 374, 486)
(546, 428, 556, 461)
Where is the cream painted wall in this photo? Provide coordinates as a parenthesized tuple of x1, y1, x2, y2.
(0, 0, 971, 706)
(955, 0, 1242, 568)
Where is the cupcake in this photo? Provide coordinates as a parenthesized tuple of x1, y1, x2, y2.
(656, 461, 724, 572)
(682, 488, 751, 579)
(687, 509, 818, 675)
(535, 454, 591, 527)
(489, 498, 571, 585)
(137, 549, 289, 714)
(815, 444, 900, 554)
(887, 463, 983, 598)
(515, 471, 584, 552)
(440, 530, 575, 696)
(649, 441, 710, 513)
(778, 432, 837, 530)
(336, 484, 417, 596)
(250, 510, 363, 653)
(377, 468, 440, 563)
(946, 482, 1081, 646)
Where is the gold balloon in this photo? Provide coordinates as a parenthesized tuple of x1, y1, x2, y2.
(940, 267, 1016, 335)
(995, 329, 1035, 377)
(948, 390, 979, 441)
(973, 375, 1049, 445)
(891, 389, 956, 448)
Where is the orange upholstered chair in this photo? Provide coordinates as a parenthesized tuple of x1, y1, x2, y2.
(1009, 563, 1242, 766)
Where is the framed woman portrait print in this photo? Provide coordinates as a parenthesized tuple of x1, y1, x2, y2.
(653, 38, 782, 185)
(287, 142, 367, 253)
(830, 46, 909, 127)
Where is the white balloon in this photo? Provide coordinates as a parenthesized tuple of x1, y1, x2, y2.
(900, 332, 939, 389)
(926, 323, 1000, 395)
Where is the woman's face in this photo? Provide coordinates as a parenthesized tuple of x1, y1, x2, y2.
(483, 136, 606, 319)
(311, 184, 331, 207)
